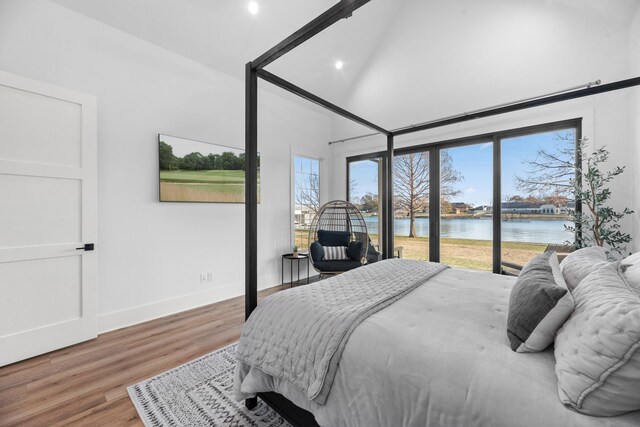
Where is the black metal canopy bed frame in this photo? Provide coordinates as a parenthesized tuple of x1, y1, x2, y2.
(243, 1, 640, 425)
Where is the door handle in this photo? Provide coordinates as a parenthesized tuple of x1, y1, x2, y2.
(76, 243, 95, 251)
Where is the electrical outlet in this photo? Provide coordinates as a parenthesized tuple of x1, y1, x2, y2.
(200, 273, 207, 284)
(207, 272, 213, 282)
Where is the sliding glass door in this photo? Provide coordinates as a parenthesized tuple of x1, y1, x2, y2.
(348, 155, 384, 252)
(347, 119, 580, 273)
(500, 127, 577, 272)
(393, 152, 430, 261)
(439, 142, 493, 270)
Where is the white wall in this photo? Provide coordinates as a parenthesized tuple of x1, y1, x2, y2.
(330, 0, 637, 251)
(0, 0, 332, 332)
(631, 7, 640, 251)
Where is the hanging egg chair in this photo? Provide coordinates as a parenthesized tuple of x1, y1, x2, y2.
(307, 200, 377, 275)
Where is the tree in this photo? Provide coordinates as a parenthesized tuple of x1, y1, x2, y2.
(359, 192, 378, 212)
(514, 132, 576, 199)
(394, 151, 463, 237)
(159, 141, 177, 170)
(516, 136, 633, 256)
(206, 153, 218, 170)
(296, 173, 320, 214)
(349, 177, 358, 200)
(565, 144, 633, 257)
(218, 152, 242, 170)
(179, 152, 204, 170)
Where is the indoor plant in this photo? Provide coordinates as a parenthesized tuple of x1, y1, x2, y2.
(565, 142, 634, 257)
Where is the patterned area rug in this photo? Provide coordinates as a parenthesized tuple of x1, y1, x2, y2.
(128, 343, 291, 427)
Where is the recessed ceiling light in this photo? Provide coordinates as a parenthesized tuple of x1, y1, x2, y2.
(335, 60, 344, 70)
(248, 1, 259, 15)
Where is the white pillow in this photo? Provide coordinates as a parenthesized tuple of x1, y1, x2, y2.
(323, 246, 348, 260)
(559, 246, 608, 291)
(554, 262, 640, 416)
(621, 252, 640, 292)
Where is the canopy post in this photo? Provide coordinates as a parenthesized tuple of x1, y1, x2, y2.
(245, 62, 258, 321)
(244, 61, 258, 411)
(384, 134, 394, 259)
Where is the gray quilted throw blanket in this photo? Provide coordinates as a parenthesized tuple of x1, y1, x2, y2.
(235, 258, 448, 405)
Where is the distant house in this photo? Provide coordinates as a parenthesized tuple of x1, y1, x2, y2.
(470, 205, 492, 213)
(294, 205, 315, 226)
(539, 204, 559, 214)
(501, 202, 568, 215)
(450, 202, 472, 214)
(501, 201, 542, 214)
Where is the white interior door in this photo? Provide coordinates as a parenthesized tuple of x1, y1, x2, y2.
(0, 70, 97, 367)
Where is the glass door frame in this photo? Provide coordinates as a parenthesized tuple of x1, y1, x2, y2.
(346, 151, 389, 258)
(348, 118, 582, 273)
(395, 137, 495, 268)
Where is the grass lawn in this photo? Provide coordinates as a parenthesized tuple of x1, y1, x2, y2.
(160, 170, 260, 203)
(160, 169, 245, 184)
(295, 229, 545, 271)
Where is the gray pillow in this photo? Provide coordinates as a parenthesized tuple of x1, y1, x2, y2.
(554, 262, 640, 416)
(621, 252, 640, 293)
(507, 252, 574, 353)
(559, 246, 608, 291)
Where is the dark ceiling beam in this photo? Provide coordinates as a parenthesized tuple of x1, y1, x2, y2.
(257, 69, 390, 135)
(394, 76, 640, 136)
(252, 0, 371, 70)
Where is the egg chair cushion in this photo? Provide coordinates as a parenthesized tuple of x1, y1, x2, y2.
(310, 242, 325, 263)
(347, 241, 363, 262)
(318, 230, 351, 247)
(313, 260, 363, 272)
(367, 241, 381, 264)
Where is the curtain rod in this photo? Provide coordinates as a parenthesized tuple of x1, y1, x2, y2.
(328, 79, 602, 145)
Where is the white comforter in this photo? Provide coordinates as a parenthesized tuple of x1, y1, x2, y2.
(237, 268, 640, 426)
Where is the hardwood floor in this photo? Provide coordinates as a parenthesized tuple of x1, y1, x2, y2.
(0, 285, 289, 426)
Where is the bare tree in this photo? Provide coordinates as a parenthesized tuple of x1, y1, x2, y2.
(349, 177, 358, 202)
(514, 136, 633, 254)
(514, 132, 577, 199)
(296, 173, 320, 214)
(394, 151, 463, 237)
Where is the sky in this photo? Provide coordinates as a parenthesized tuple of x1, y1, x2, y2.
(349, 128, 575, 207)
(160, 134, 244, 158)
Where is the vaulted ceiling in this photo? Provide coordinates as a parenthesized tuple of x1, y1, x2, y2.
(50, 0, 403, 105)
(51, 0, 639, 110)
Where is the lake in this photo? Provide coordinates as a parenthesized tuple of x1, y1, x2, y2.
(364, 216, 573, 244)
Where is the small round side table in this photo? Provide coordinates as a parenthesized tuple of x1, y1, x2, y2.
(281, 253, 310, 287)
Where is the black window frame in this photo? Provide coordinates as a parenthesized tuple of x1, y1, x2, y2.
(347, 118, 582, 273)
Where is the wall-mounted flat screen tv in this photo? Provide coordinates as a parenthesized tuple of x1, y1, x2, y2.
(159, 134, 259, 203)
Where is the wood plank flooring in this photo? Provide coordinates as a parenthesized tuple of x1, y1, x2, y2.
(0, 285, 288, 426)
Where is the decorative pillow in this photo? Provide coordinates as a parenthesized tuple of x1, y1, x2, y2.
(347, 241, 363, 262)
(559, 246, 608, 291)
(317, 230, 350, 247)
(309, 241, 324, 263)
(554, 262, 640, 416)
(323, 246, 348, 261)
(621, 252, 640, 292)
(507, 252, 574, 353)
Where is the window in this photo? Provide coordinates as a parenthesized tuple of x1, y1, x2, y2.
(293, 156, 320, 251)
(348, 119, 580, 273)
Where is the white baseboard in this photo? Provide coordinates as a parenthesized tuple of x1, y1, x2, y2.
(97, 275, 280, 334)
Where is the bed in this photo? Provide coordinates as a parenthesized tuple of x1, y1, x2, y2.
(234, 259, 640, 427)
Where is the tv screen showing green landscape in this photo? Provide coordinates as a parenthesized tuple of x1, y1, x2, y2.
(158, 134, 259, 203)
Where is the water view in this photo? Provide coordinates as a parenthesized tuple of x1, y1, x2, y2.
(364, 216, 573, 244)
